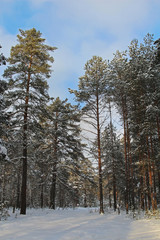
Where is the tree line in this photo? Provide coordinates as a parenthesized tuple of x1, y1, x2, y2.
(0, 29, 160, 215)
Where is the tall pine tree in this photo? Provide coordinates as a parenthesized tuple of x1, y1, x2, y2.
(3, 28, 57, 214)
(70, 56, 108, 214)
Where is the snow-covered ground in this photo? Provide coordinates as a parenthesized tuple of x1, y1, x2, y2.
(0, 208, 160, 240)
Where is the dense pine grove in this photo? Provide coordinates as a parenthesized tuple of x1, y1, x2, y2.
(0, 29, 160, 215)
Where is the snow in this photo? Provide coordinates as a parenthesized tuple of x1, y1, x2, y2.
(0, 208, 160, 240)
(0, 143, 7, 156)
(0, 142, 9, 161)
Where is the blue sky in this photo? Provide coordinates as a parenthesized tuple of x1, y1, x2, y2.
(0, 0, 160, 102)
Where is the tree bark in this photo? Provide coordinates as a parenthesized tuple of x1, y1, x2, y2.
(126, 117, 135, 210)
(50, 112, 58, 210)
(146, 136, 154, 211)
(50, 167, 57, 209)
(150, 135, 157, 210)
(16, 171, 21, 209)
(156, 116, 160, 143)
(96, 89, 104, 214)
(122, 97, 129, 214)
(41, 184, 44, 208)
(109, 101, 117, 211)
(20, 60, 31, 214)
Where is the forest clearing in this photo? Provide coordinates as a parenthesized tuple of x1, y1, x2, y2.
(0, 208, 160, 240)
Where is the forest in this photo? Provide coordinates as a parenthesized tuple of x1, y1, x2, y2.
(0, 28, 160, 216)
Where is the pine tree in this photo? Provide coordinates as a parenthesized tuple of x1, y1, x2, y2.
(126, 34, 159, 211)
(0, 45, 6, 66)
(0, 45, 7, 161)
(0, 80, 8, 160)
(108, 50, 132, 213)
(41, 97, 85, 209)
(3, 28, 57, 214)
(0, 45, 10, 207)
(108, 34, 160, 212)
(70, 56, 108, 214)
(101, 122, 125, 210)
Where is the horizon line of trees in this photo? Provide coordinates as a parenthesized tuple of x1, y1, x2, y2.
(0, 29, 160, 215)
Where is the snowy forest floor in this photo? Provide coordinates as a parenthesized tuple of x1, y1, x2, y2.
(0, 207, 160, 240)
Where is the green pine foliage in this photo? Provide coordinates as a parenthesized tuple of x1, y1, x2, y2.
(3, 28, 57, 214)
(70, 56, 108, 214)
(0, 30, 160, 216)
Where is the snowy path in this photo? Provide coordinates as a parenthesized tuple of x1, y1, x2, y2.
(0, 208, 160, 240)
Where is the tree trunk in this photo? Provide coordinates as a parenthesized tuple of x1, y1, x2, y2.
(50, 167, 57, 209)
(20, 130, 27, 214)
(20, 61, 31, 215)
(16, 171, 21, 209)
(156, 116, 160, 143)
(84, 188, 87, 208)
(50, 112, 58, 210)
(146, 167, 151, 210)
(96, 89, 104, 214)
(150, 135, 157, 210)
(139, 152, 145, 211)
(158, 171, 160, 195)
(146, 136, 155, 211)
(41, 184, 44, 208)
(126, 117, 135, 210)
(109, 101, 116, 211)
(142, 155, 147, 211)
(140, 176, 144, 210)
(107, 174, 112, 208)
(122, 97, 129, 214)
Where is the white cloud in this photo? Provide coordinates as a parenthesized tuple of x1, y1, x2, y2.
(27, 0, 159, 41)
(44, 0, 150, 32)
(0, 27, 16, 57)
(0, 27, 17, 75)
(1, 0, 160, 101)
